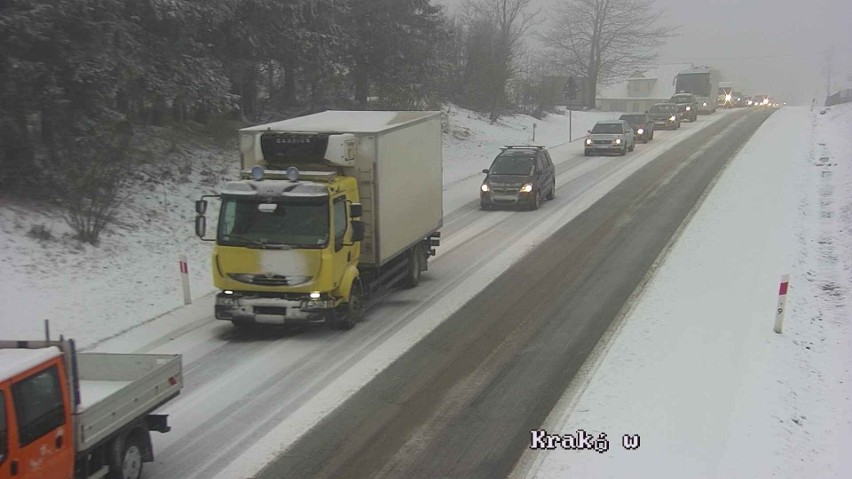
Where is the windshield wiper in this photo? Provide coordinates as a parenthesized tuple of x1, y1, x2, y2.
(221, 235, 291, 250)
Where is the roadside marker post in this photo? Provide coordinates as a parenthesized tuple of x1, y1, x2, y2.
(774, 274, 789, 334)
(180, 255, 191, 305)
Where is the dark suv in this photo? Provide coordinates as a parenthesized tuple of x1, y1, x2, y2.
(649, 102, 681, 130)
(618, 113, 655, 143)
(480, 146, 556, 210)
(669, 93, 698, 122)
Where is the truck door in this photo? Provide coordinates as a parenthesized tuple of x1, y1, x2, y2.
(0, 387, 14, 479)
(332, 195, 352, 289)
(9, 363, 73, 479)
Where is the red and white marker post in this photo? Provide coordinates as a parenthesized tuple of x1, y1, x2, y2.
(179, 255, 191, 305)
(774, 274, 790, 334)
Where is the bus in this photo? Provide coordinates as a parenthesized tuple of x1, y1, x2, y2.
(674, 66, 721, 114)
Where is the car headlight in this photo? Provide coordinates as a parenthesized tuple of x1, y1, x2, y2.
(669, 115, 676, 121)
(703, 102, 707, 106)
(685, 106, 691, 111)
(585, 138, 592, 145)
(725, 94, 732, 102)
(481, 183, 490, 192)
(520, 183, 534, 193)
(637, 128, 644, 135)
(614, 138, 622, 145)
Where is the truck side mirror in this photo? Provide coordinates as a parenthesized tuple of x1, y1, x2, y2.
(350, 203, 363, 218)
(195, 200, 207, 215)
(351, 220, 365, 242)
(195, 215, 207, 239)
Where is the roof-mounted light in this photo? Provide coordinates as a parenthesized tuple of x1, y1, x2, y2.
(250, 165, 265, 181)
(286, 166, 300, 181)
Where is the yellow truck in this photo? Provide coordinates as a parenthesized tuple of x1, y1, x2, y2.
(194, 111, 443, 330)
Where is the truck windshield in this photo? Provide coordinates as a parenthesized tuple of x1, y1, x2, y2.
(591, 123, 623, 134)
(218, 198, 329, 248)
(675, 74, 710, 96)
(489, 155, 535, 175)
(670, 95, 692, 103)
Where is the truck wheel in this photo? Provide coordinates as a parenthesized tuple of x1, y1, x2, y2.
(619, 145, 626, 156)
(545, 179, 555, 200)
(629, 140, 635, 152)
(334, 279, 364, 330)
(110, 435, 145, 479)
(403, 245, 423, 288)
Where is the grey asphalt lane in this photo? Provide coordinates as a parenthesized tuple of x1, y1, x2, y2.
(256, 109, 775, 479)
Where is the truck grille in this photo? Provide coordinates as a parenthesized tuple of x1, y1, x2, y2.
(593, 140, 612, 145)
(228, 274, 312, 286)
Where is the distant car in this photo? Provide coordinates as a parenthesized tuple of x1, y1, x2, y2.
(584, 120, 635, 156)
(649, 102, 681, 130)
(480, 145, 556, 210)
(618, 113, 655, 143)
(669, 93, 698, 122)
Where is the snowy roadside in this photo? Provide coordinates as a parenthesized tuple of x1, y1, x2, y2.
(518, 105, 852, 478)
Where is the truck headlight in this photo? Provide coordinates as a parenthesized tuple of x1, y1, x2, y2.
(703, 102, 707, 107)
(310, 291, 321, 299)
(637, 128, 644, 135)
(585, 138, 592, 145)
(685, 106, 691, 111)
(481, 183, 490, 192)
(614, 138, 622, 145)
(520, 183, 534, 193)
(669, 115, 676, 121)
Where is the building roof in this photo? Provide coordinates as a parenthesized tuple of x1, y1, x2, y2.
(597, 64, 695, 100)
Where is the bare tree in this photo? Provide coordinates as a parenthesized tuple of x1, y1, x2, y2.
(462, 0, 540, 121)
(543, 0, 675, 107)
(49, 121, 135, 245)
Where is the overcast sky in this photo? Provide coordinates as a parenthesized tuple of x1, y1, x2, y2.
(435, 0, 852, 105)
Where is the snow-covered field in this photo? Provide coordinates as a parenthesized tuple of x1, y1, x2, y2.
(517, 105, 852, 478)
(0, 106, 618, 349)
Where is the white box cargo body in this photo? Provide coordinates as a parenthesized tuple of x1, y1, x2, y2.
(239, 111, 444, 267)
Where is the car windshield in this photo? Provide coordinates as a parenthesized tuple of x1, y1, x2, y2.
(620, 115, 645, 125)
(671, 95, 692, 103)
(591, 123, 623, 134)
(489, 154, 535, 175)
(650, 105, 672, 113)
(218, 197, 329, 248)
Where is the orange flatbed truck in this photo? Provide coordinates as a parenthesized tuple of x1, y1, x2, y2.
(0, 339, 182, 479)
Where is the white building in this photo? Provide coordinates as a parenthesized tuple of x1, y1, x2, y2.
(596, 64, 694, 113)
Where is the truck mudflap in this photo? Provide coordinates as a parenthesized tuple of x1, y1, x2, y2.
(215, 293, 336, 325)
(146, 414, 171, 433)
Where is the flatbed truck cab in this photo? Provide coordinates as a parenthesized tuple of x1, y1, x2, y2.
(195, 111, 443, 330)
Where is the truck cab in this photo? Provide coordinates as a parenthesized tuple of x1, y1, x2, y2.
(1, 348, 73, 479)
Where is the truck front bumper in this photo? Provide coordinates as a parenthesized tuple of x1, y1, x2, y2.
(215, 292, 336, 325)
